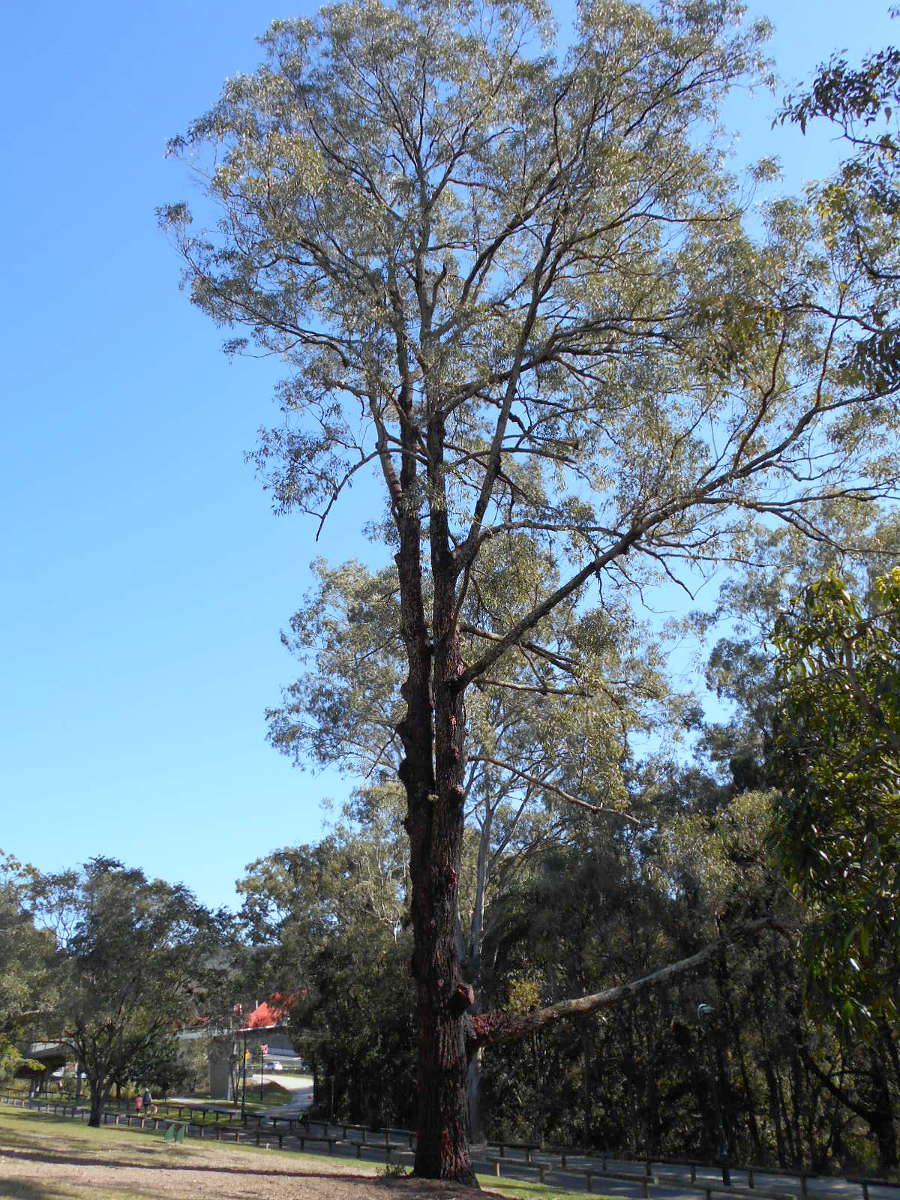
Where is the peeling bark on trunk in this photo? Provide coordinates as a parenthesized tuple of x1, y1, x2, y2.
(406, 745, 474, 1184)
(393, 403, 477, 1183)
(407, 571, 477, 1184)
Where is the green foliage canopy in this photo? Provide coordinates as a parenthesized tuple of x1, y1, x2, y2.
(0, 854, 56, 1079)
(782, 35, 900, 395)
(770, 570, 900, 1030)
(36, 858, 229, 1124)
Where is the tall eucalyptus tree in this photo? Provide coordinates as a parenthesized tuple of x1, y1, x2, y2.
(165, 0, 898, 1180)
(267, 555, 675, 1135)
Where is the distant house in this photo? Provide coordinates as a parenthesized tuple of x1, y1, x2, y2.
(246, 992, 297, 1030)
(204, 993, 303, 1099)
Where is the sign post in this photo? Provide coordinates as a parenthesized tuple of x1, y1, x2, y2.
(240, 1032, 249, 1122)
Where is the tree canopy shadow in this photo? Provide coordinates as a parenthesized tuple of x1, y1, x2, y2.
(0, 1179, 79, 1200)
(0, 1142, 385, 1182)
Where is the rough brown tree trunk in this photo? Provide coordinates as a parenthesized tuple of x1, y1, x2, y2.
(87, 1080, 104, 1128)
(407, 558, 477, 1184)
(405, 758, 476, 1186)
(392, 396, 477, 1183)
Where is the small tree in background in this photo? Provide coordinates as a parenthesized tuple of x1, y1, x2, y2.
(35, 858, 227, 1126)
(0, 854, 56, 1081)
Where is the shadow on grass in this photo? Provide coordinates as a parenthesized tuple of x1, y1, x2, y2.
(0, 1143, 382, 1184)
(0, 1180, 58, 1200)
(0, 1179, 165, 1200)
(0, 1178, 75, 1200)
(0, 1112, 101, 1142)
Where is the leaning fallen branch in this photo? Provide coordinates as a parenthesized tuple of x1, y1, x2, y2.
(467, 915, 792, 1053)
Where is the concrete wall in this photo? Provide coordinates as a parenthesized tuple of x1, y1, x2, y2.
(207, 1035, 234, 1101)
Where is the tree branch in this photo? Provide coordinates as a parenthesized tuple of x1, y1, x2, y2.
(473, 755, 634, 820)
(467, 916, 792, 1052)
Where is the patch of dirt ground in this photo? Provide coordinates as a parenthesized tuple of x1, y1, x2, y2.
(0, 1113, 508, 1200)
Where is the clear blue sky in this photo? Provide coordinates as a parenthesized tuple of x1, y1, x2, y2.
(1, 0, 894, 912)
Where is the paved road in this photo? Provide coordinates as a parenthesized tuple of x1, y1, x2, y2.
(455, 1156, 898, 1200)
(258, 1072, 313, 1116)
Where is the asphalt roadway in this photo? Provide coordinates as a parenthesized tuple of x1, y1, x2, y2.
(254, 1070, 314, 1112)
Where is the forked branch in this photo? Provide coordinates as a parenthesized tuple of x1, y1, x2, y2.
(466, 915, 792, 1053)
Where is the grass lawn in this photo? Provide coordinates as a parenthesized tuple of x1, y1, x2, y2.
(0, 1105, 612, 1200)
(477, 1178, 615, 1200)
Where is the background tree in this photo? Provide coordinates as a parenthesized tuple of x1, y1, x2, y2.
(238, 783, 870, 1165)
(127, 1034, 196, 1098)
(781, 29, 900, 396)
(238, 801, 416, 1125)
(477, 791, 764, 1151)
(0, 854, 55, 1080)
(166, 0, 898, 1179)
(238, 758, 897, 1170)
(267, 554, 679, 1135)
(770, 570, 899, 1024)
(35, 857, 228, 1126)
(769, 571, 899, 1167)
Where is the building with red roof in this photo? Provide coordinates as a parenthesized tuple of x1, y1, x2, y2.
(246, 992, 296, 1029)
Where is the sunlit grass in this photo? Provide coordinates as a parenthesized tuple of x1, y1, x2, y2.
(479, 1176, 616, 1200)
(0, 1106, 618, 1200)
